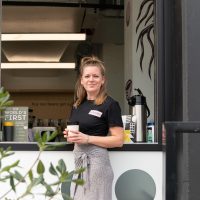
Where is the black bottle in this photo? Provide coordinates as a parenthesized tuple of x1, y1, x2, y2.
(3, 121, 14, 141)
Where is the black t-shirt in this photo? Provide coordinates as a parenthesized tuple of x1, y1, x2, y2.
(69, 96, 123, 136)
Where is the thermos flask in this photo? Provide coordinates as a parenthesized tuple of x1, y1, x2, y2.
(125, 84, 150, 142)
(131, 95, 149, 142)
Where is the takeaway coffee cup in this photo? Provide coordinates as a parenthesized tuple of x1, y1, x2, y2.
(66, 121, 79, 143)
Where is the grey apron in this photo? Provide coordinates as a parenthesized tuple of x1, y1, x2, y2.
(71, 144, 114, 200)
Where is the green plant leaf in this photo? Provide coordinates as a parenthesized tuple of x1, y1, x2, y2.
(25, 183, 34, 194)
(6, 146, 12, 151)
(59, 172, 71, 183)
(10, 175, 16, 192)
(0, 93, 9, 104)
(1, 100, 14, 107)
(13, 170, 25, 182)
(47, 131, 58, 142)
(1, 160, 20, 173)
(0, 89, 14, 111)
(48, 180, 60, 186)
(44, 143, 65, 150)
(0, 87, 4, 93)
(2, 152, 15, 158)
(61, 193, 73, 200)
(4, 146, 12, 153)
(72, 178, 84, 185)
(0, 175, 10, 182)
(32, 175, 44, 187)
(0, 94, 11, 105)
(37, 160, 45, 174)
(44, 184, 55, 197)
(28, 170, 33, 181)
(56, 159, 66, 174)
(74, 167, 85, 174)
(34, 132, 41, 141)
(49, 163, 58, 176)
(34, 131, 43, 145)
(0, 146, 14, 159)
(42, 132, 48, 142)
(0, 147, 3, 154)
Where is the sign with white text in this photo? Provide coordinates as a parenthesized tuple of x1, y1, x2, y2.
(3, 107, 29, 142)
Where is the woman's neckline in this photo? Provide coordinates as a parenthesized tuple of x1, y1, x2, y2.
(86, 99, 94, 102)
(86, 96, 96, 101)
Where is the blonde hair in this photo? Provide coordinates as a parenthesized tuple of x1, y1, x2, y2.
(74, 56, 107, 107)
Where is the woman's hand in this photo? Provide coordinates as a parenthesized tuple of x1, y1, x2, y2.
(63, 129, 89, 144)
(63, 129, 70, 143)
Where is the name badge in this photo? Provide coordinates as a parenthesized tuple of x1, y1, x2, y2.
(88, 110, 102, 118)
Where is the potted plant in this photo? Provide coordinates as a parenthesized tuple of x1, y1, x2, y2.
(0, 87, 14, 141)
(0, 87, 84, 200)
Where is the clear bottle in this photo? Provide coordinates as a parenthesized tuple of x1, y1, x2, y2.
(147, 121, 155, 143)
(147, 127, 153, 143)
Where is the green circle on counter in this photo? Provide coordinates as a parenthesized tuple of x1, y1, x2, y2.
(115, 169, 156, 200)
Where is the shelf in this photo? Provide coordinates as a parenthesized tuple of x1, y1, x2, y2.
(0, 142, 162, 151)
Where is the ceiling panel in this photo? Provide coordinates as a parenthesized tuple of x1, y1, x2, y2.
(1, 4, 123, 70)
(2, 6, 85, 33)
(2, 41, 69, 62)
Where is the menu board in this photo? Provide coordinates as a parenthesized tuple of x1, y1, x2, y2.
(3, 107, 29, 142)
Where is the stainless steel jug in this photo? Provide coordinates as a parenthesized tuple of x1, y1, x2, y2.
(125, 81, 150, 142)
(130, 94, 150, 142)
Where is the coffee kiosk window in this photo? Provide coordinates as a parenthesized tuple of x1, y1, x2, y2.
(0, 1, 163, 151)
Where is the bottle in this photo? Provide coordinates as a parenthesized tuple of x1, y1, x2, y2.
(147, 121, 155, 143)
(147, 127, 153, 143)
(28, 108, 33, 128)
(3, 121, 14, 141)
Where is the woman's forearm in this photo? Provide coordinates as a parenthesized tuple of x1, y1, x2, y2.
(88, 135, 124, 148)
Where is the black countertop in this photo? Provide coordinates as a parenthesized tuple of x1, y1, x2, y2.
(0, 142, 162, 151)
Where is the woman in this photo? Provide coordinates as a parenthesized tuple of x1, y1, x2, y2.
(63, 56, 124, 200)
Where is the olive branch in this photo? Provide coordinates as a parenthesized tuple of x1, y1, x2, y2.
(0, 132, 84, 200)
(0, 87, 84, 200)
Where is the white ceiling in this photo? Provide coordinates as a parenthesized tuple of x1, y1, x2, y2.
(2, 6, 85, 33)
(1, 4, 124, 64)
(2, 6, 85, 62)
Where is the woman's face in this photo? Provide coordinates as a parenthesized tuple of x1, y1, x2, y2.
(81, 65, 105, 97)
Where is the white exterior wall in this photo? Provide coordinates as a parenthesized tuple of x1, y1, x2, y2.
(0, 150, 163, 200)
(124, 0, 154, 120)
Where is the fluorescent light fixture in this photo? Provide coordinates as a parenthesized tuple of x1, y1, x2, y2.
(1, 63, 76, 69)
(2, 33, 86, 41)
